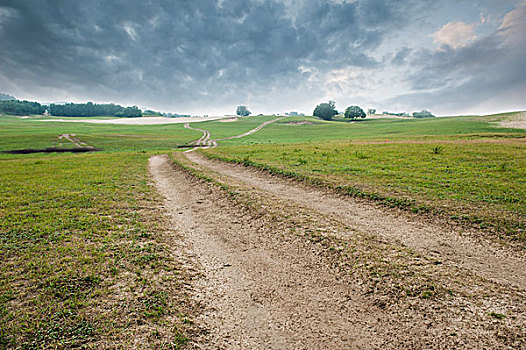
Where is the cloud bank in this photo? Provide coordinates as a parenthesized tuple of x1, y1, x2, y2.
(0, 0, 524, 115)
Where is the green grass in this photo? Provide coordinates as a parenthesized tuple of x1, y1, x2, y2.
(0, 151, 192, 347)
(0, 115, 201, 153)
(204, 114, 524, 146)
(204, 137, 525, 242)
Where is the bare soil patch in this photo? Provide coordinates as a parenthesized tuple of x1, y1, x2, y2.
(58, 133, 91, 148)
(500, 112, 526, 130)
(279, 121, 316, 125)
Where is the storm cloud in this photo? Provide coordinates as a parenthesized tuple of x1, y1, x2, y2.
(0, 0, 524, 115)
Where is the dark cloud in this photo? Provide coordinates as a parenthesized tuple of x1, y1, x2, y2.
(0, 0, 416, 112)
(0, 0, 523, 114)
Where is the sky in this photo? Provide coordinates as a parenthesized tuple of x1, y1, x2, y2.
(0, 0, 525, 116)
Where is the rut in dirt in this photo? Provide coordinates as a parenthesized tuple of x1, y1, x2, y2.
(149, 154, 448, 349)
(184, 152, 526, 291)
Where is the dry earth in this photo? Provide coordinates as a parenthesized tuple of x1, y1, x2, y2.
(149, 152, 526, 349)
(500, 112, 526, 130)
(185, 153, 526, 290)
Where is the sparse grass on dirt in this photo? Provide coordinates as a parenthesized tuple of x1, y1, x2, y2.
(0, 152, 193, 348)
(204, 139, 526, 242)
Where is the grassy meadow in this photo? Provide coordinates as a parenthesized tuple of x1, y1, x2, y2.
(192, 113, 525, 146)
(0, 115, 201, 153)
(0, 111, 524, 346)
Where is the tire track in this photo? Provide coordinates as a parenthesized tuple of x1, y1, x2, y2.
(58, 133, 93, 148)
(151, 154, 526, 349)
(184, 152, 526, 291)
(150, 155, 395, 349)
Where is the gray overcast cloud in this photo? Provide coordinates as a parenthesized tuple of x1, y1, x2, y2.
(0, 0, 524, 115)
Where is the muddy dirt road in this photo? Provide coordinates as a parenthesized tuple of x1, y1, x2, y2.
(150, 153, 525, 349)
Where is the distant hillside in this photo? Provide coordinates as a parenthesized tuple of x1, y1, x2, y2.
(0, 93, 15, 101)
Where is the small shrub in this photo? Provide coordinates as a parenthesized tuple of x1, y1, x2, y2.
(432, 146, 444, 154)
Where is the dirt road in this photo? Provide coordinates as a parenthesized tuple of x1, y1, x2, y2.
(150, 155, 391, 349)
(184, 123, 215, 151)
(58, 133, 93, 148)
(185, 153, 526, 291)
(150, 154, 525, 349)
(184, 117, 285, 151)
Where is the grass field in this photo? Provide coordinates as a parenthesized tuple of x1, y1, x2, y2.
(190, 115, 281, 139)
(0, 114, 198, 347)
(203, 113, 526, 242)
(1, 111, 524, 346)
(225, 114, 525, 145)
(0, 115, 201, 153)
(182, 113, 524, 147)
(0, 152, 194, 348)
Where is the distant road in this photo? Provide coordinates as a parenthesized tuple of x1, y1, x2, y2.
(184, 116, 285, 152)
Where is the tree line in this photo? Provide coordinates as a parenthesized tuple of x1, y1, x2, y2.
(0, 99, 143, 117)
(0, 100, 45, 115)
(49, 102, 142, 118)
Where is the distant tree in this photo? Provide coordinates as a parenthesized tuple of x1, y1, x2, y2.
(0, 100, 45, 115)
(116, 106, 142, 118)
(344, 105, 366, 119)
(412, 110, 435, 118)
(49, 102, 141, 117)
(313, 101, 337, 121)
(367, 108, 376, 115)
(143, 109, 162, 116)
(236, 105, 251, 116)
